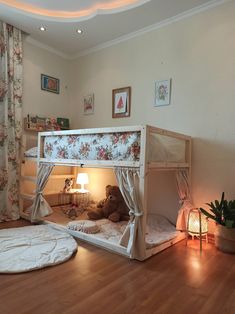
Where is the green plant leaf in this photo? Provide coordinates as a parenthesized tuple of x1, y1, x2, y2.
(215, 200, 220, 208)
(203, 192, 235, 228)
(199, 208, 215, 221)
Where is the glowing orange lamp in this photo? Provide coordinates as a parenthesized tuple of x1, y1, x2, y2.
(187, 208, 208, 251)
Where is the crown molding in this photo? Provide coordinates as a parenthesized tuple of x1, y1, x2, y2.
(24, 0, 231, 60)
(72, 0, 231, 59)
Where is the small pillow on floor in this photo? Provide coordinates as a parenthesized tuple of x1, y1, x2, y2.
(24, 146, 38, 157)
(67, 220, 100, 234)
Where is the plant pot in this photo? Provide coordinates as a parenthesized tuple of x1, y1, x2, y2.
(214, 225, 235, 253)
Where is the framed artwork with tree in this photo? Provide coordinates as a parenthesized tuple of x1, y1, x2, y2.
(112, 86, 131, 118)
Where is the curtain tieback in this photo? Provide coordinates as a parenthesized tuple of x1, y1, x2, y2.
(129, 211, 143, 217)
(179, 198, 189, 205)
(36, 191, 44, 201)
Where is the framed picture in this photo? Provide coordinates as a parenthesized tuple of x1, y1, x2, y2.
(112, 86, 131, 118)
(155, 79, 171, 107)
(41, 74, 60, 94)
(83, 93, 94, 115)
(57, 117, 70, 130)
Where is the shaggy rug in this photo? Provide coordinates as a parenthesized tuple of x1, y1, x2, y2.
(0, 224, 77, 273)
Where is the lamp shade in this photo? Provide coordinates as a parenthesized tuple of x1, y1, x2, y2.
(76, 173, 89, 193)
(76, 173, 89, 185)
(188, 208, 208, 235)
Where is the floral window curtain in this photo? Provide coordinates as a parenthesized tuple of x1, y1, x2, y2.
(0, 22, 23, 221)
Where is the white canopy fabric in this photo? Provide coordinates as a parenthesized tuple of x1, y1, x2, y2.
(115, 168, 145, 260)
(175, 169, 194, 230)
(30, 163, 54, 222)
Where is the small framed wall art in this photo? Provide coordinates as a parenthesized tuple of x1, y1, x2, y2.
(41, 74, 60, 94)
(112, 86, 131, 118)
(57, 118, 70, 130)
(155, 79, 171, 107)
(83, 93, 94, 115)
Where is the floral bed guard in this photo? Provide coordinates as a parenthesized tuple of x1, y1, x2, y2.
(43, 131, 141, 162)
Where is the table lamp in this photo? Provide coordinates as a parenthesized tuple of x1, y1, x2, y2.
(76, 173, 89, 193)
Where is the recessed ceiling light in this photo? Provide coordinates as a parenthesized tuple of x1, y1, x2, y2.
(39, 26, 46, 31)
(76, 29, 83, 34)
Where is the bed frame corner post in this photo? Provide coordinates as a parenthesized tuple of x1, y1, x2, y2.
(139, 125, 149, 258)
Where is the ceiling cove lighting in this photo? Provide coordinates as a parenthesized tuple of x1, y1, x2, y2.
(39, 26, 46, 31)
(0, 0, 144, 19)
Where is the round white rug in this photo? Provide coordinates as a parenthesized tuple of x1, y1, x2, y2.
(0, 224, 77, 273)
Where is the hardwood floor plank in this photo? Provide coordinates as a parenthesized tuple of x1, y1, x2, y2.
(0, 220, 235, 314)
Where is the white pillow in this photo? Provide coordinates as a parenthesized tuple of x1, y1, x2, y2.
(147, 214, 175, 232)
(24, 146, 38, 157)
(67, 220, 100, 234)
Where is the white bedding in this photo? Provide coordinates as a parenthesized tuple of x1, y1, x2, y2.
(0, 225, 77, 273)
(67, 214, 180, 249)
(145, 214, 180, 248)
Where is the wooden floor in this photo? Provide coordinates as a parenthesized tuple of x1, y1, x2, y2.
(0, 220, 235, 314)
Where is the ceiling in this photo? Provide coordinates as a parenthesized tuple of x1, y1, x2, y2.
(0, 0, 224, 58)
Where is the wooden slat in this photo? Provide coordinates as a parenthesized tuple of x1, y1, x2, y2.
(38, 158, 140, 168)
(20, 193, 34, 200)
(148, 162, 190, 169)
(149, 125, 192, 140)
(39, 125, 143, 136)
(20, 174, 75, 182)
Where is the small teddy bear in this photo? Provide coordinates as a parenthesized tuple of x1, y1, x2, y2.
(63, 178, 73, 193)
(87, 185, 129, 222)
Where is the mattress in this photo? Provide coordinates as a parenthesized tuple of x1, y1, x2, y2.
(145, 214, 180, 249)
(66, 214, 180, 249)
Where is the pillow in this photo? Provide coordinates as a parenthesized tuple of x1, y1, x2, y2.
(24, 146, 38, 157)
(67, 220, 100, 234)
(147, 214, 175, 232)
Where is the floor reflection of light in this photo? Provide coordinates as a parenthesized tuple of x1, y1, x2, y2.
(191, 258, 201, 270)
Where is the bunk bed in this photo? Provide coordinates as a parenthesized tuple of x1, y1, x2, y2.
(28, 125, 193, 261)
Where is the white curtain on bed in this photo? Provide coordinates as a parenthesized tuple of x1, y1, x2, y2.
(175, 169, 194, 231)
(115, 168, 145, 260)
(30, 163, 54, 222)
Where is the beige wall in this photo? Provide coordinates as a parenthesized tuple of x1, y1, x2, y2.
(23, 40, 73, 123)
(21, 1, 235, 231)
(70, 1, 235, 216)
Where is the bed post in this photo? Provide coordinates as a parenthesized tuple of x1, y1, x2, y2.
(37, 132, 45, 173)
(185, 138, 192, 193)
(139, 125, 149, 259)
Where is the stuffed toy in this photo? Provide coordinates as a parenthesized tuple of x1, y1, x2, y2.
(63, 178, 73, 193)
(87, 185, 129, 222)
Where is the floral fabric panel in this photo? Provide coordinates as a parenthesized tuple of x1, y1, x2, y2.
(0, 23, 23, 222)
(44, 131, 141, 162)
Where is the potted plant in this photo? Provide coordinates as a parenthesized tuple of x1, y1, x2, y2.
(200, 192, 235, 253)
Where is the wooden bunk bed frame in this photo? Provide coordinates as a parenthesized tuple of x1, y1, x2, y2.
(35, 124, 191, 260)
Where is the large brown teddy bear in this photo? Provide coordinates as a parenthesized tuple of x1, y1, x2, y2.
(87, 185, 129, 222)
